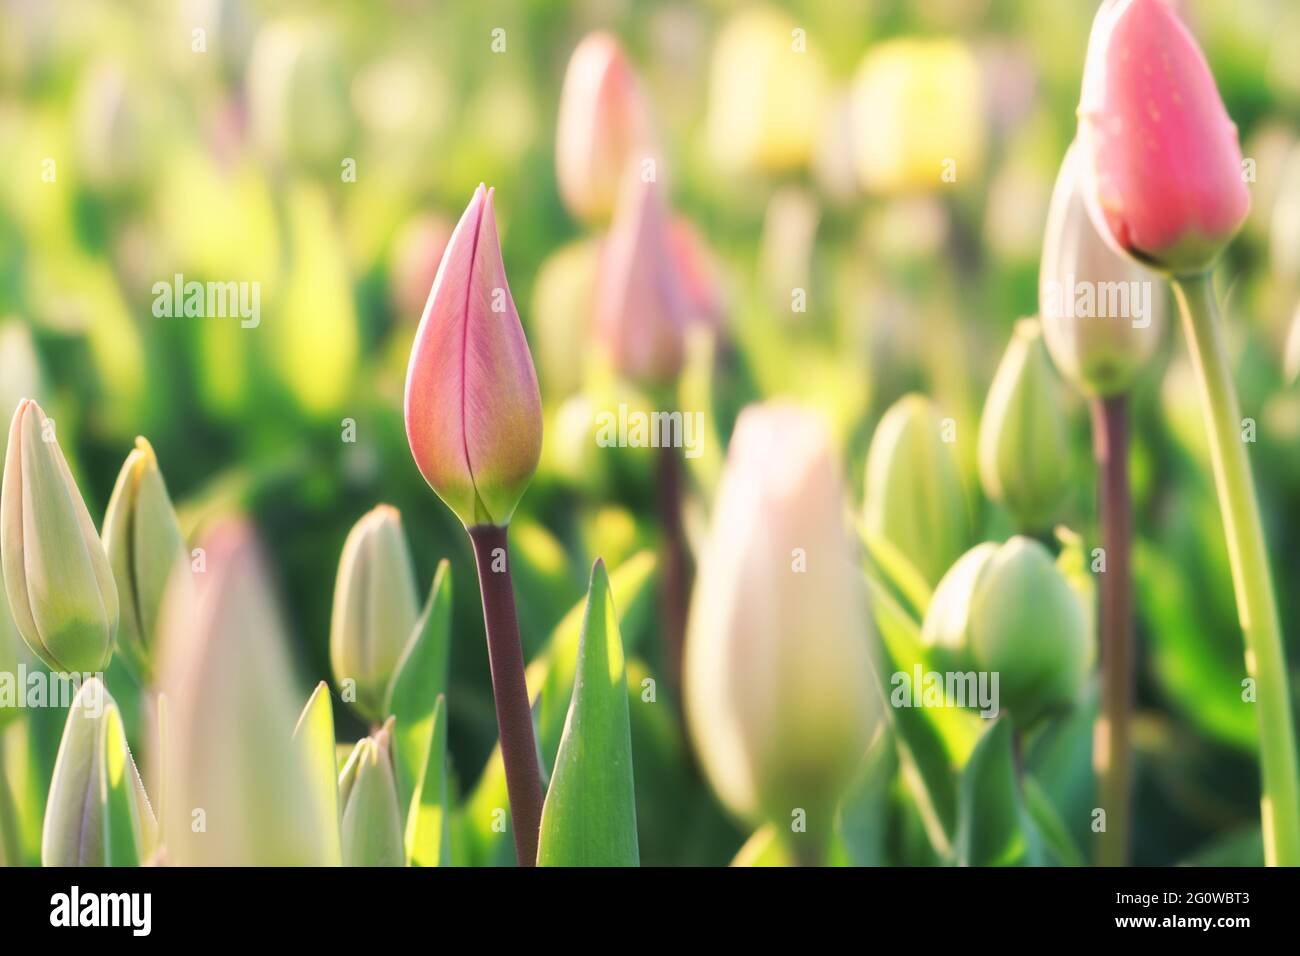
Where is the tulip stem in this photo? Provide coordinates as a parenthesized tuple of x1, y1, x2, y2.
(468, 524, 545, 867)
(0, 733, 22, 866)
(1171, 272, 1300, 867)
(1090, 394, 1134, 867)
(655, 445, 691, 697)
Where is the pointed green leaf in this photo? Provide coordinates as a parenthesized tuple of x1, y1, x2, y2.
(537, 560, 639, 867)
(292, 681, 342, 866)
(385, 560, 452, 821)
(834, 727, 898, 867)
(461, 550, 656, 866)
(100, 704, 151, 867)
(1023, 776, 1084, 866)
(955, 717, 1033, 866)
(406, 694, 450, 866)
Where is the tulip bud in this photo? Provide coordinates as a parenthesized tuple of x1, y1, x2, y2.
(669, 216, 727, 333)
(863, 394, 971, 587)
(404, 185, 543, 530)
(555, 32, 655, 225)
(850, 38, 985, 194)
(1076, 0, 1249, 274)
(594, 175, 691, 388)
(706, 6, 828, 174)
(1040, 144, 1166, 396)
(1, 400, 118, 673)
(684, 402, 878, 834)
(330, 505, 420, 723)
(977, 320, 1071, 531)
(338, 718, 405, 867)
(157, 521, 334, 865)
(42, 678, 156, 866)
(101, 437, 188, 679)
(922, 537, 1091, 726)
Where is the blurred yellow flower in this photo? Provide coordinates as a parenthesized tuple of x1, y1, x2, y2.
(850, 38, 986, 194)
(706, 6, 828, 174)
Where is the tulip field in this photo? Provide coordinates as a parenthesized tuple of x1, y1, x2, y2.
(4, 0, 1300, 879)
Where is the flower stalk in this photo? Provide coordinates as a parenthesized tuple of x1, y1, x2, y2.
(1171, 272, 1300, 867)
(468, 524, 544, 867)
(1090, 394, 1134, 867)
(654, 443, 690, 694)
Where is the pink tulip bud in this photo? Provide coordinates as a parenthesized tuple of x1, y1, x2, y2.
(668, 216, 727, 333)
(404, 185, 543, 529)
(1076, 0, 1249, 274)
(556, 32, 655, 225)
(594, 175, 691, 388)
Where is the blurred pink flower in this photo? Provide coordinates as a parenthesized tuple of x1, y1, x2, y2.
(404, 185, 542, 529)
(1077, 0, 1249, 273)
(594, 176, 691, 388)
(555, 32, 655, 225)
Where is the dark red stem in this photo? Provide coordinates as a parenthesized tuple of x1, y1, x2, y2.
(468, 524, 544, 867)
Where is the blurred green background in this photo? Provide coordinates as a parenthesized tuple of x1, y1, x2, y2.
(4, 0, 1300, 865)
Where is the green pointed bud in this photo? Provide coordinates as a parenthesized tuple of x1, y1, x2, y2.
(919, 541, 998, 673)
(863, 394, 970, 586)
(102, 437, 187, 680)
(977, 320, 1071, 531)
(329, 505, 420, 723)
(922, 537, 1091, 727)
(42, 677, 156, 866)
(338, 718, 405, 867)
(1, 399, 118, 673)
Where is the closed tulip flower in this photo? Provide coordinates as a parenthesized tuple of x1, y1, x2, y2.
(863, 394, 970, 587)
(922, 537, 1092, 727)
(1040, 144, 1165, 396)
(101, 437, 187, 680)
(338, 718, 405, 867)
(684, 402, 878, 844)
(555, 32, 655, 225)
(42, 678, 156, 866)
(404, 185, 543, 530)
(1, 400, 117, 673)
(330, 505, 420, 724)
(1076, 0, 1249, 274)
(594, 175, 691, 388)
(977, 320, 1071, 531)
(157, 521, 333, 866)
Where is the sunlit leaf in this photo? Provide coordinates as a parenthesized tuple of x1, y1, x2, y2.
(537, 561, 639, 866)
(292, 681, 342, 867)
(385, 560, 453, 820)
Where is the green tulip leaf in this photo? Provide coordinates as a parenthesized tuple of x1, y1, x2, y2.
(1022, 776, 1085, 866)
(406, 694, 451, 867)
(955, 717, 1035, 866)
(835, 727, 898, 867)
(100, 703, 154, 867)
(537, 560, 639, 866)
(461, 550, 656, 866)
(292, 681, 342, 866)
(385, 560, 453, 821)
